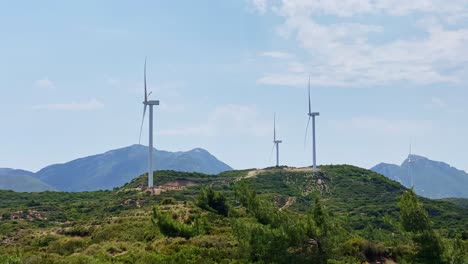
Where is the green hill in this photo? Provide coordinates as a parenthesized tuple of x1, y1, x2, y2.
(0, 165, 466, 263)
(440, 198, 468, 209)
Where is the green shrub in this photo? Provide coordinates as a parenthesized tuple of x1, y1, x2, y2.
(152, 207, 196, 239)
(48, 237, 88, 256)
(0, 254, 21, 264)
(64, 225, 94, 237)
(343, 237, 386, 262)
(160, 198, 176, 205)
(31, 234, 59, 248)
(196, 186, 230, 216)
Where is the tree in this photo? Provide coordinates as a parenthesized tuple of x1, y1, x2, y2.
(398, 189, 444, 264)
(196, 186, 230, 216)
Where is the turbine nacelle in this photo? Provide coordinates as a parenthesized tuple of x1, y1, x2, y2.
(144, 100, 160, 106)
(308, 112, 320, 117)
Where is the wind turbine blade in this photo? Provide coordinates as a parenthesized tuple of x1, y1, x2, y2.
(304, 117, 311, 149)
(138, 105, 147, 144)
(144, 57, 148, 102)
(308, 75, 311, 114)
(273, 113, 276, 141)
(268, 143, 276, 163)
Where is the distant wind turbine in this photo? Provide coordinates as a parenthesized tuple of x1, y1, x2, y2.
(305, 76, 320, 172)
(138, 58, 159, 188)
(408, 143, 413, 188)
(271, 113, 282, 167)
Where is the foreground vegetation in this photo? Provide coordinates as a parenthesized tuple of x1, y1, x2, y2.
(0, 165, 466, 263)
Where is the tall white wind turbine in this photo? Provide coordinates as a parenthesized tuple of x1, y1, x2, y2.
(305, 76, 320, 172)
(272, 113, 282, 167)
(138, 58, 159, 188)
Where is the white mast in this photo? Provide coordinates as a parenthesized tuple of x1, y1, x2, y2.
(306, 76, 320, 172)
(273, 113, 282, 167)
(139, 58, 159, 188)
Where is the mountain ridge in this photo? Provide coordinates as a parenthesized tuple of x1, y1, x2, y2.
(371, 154, 468, 199)
(1, 145, 232, 192)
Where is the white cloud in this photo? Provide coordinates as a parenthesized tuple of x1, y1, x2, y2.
(160, 104, 269, 137)
(35, 78, 54, 89)
(330, 116, 433, 134)
(258, 51, 294, 59)
(246, 0, 270, 14)
(250, 0, 468, 87)
(33, 98, 104, 111)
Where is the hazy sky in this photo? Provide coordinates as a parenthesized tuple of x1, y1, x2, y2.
(1, 0, 468, 172)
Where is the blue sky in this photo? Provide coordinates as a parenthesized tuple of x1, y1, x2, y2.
(1, 0, 467, 172)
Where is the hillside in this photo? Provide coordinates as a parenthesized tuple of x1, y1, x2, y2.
(371, 154, 468, 199)
(0, 168, 35, 178)
(0, 165, 466, 263)
(0, 175, 55, 192)
(441, 198, 468, 209)
(1, 145, 232, 192)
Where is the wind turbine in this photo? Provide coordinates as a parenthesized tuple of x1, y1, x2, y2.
(138, 58, 159, 188)
(408, 143, 413, 188)
(305, 76, 320, 172)
(272, 113, 282, 167)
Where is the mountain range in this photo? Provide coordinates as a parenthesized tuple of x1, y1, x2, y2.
(0, 168, 55, 192)
(371, 154, 468, 199)
(0, 145, 232, 192)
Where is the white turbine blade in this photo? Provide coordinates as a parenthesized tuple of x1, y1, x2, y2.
(304, 116, 311, 149)
(308, 75, 311, 114)
(268, 143, 276, 163)
(144, 57, 148, 102)
(138, 105, 147, 144)
(273, 113, 276, 141)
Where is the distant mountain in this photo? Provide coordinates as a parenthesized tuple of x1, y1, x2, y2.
(33, 145, 232, 192)
(0, 168, 35, 178)
(371, 155, 468, 199)
(0, 174, 55, 192)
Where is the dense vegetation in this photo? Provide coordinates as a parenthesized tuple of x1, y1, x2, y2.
(0, 166, 466, 263)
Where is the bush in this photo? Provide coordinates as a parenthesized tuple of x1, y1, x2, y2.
(31, 234, 59, 248)
(196, 186, 230, 216)
(64, 226, 94, 237)
(48, 238, 88, 256)
(160, 198, 176, 205)
(343, 237, 386, 262)
(152, 207, 196, 239)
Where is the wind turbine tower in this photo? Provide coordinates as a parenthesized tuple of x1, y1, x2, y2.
(273, 113, 282, 167)
(305, 76, 320, 172)
(408, 143, 413, 188)
(138, 58, 159, 188)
